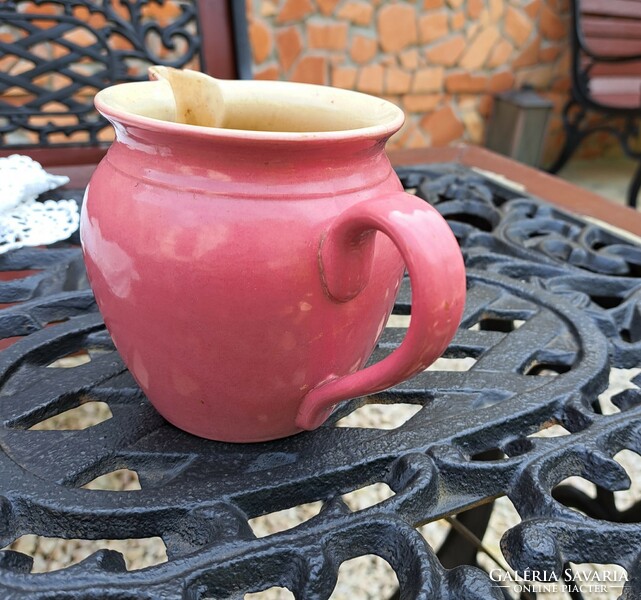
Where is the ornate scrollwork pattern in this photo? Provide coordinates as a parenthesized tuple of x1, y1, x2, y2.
(0, 0, 201, 147)
(1, 168, 641, 598)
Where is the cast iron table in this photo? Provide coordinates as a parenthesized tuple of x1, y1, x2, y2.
(2, 149, 641, 599)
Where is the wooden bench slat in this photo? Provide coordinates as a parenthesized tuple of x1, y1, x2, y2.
(590, 76, 641, 94)
(589, 91, 641, 107)
(550, 0, 641, 207)
(583, 15, 641, 38)
(589, 61, 641, 77)
(582, 0, 641, 19)
(583, 37, 641, 57)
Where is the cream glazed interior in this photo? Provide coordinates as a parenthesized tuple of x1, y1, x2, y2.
(94, 66, 405, 136)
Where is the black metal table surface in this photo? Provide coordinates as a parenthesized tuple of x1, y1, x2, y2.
(1, 163, 641, 599)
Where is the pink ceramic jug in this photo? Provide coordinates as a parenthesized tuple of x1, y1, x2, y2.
(81, 73, 466, 442)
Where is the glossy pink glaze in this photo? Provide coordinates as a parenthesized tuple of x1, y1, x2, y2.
(82, 82, 466, 442)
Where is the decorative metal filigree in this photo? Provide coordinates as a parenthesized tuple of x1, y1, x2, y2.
(0, 0, 202, 147)
(1, 166, 641, 598)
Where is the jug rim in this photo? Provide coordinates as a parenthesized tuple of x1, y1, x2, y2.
(94, 79, 405, 143)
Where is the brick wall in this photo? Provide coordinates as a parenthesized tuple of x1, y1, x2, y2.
(246, 0, 574, 164)
(3, 0, 614, 162)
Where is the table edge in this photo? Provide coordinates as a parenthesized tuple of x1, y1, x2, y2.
(388, 145, 641, 238)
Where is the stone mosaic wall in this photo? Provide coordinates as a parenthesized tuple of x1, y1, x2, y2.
(246, 0, 575, 163)
(2, 0, 616, 161)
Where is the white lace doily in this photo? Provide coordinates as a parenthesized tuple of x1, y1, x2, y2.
(0, 155, 80, 253)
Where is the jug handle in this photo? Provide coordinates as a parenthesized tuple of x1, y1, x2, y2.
(296, 192, 466, 430)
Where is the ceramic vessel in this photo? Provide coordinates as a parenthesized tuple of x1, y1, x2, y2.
(81, 77, 466, 442)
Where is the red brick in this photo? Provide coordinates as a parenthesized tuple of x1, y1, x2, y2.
(524, 0, 540, 19)
(337, 1, 374, 26)
(50, 41, 71, 59)
(97, 128, 115, 143)
(467, 0, 485, 19)
(488, 70, 515, 92)
(403, 94, 441, 112)
(357, 64, 384, 94)
(451, 10, 465, 30)
(140, 1, 181, 25)
(75, 86, 100, 98)
(540, 2, 567, 40)
(378, 3, 418, 53)
(25, 40, 52, 62)
(513, 37, 540, 68)
(418, 11, 448, 44)
(30, 112, 76, 127)
(460, 26, 500, 69)
(316, 0, 340, 15)
(277, 0, 313, 23)
(249, 20, 272, 64)
(385, 67, 412, 94)
(539, 44, 561, 62)
(466, 22, 481, 41)
(350, 35, 377, 64)
(552, 76, 571, 92)
(445, 72, 488, 93)
(487, 39, 513, 67)
(554, 48, 571, 77)
(260, 0, 278, 17)
(21, 2, 61, 29)
(276, 27, 302, 72)
(307, 22, 349, 50)
(331, 66, 357, 89)
(40, 101, 70, 112)
(48, 130, 90, 144)
(110, 1, 130, 20)
(489, 0, 504, 21)
(412, 67, 444, 93)
(291, 56, 327, 85)
(478, 94, 493, 117)
(49, 73, 72, 91)
(420, 105, 465, 146)
(425, 35, 466, 66)
(108, 32, 134, 51)
(0, 56, 19, 74)
(400, 49, 420, 70)
(505, 6, 532, 47)
(61, 27, 98, 48)
(73, 5, 108, 28)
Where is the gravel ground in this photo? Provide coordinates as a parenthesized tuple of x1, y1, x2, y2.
(4, 331, 639, 599)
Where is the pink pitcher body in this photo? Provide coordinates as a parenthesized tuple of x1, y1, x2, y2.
(82, 80, 465, 442)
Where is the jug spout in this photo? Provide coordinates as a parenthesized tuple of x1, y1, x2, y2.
(148, 66, 226, 128)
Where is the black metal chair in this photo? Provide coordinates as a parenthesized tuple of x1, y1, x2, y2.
(0, 0, 251, 176)
(548, 0, 641, 208)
